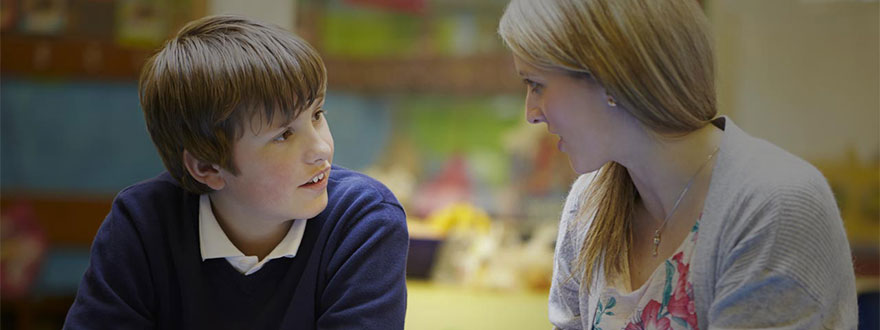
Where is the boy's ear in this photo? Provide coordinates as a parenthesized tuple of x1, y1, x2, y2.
(182, 150, 226, 191)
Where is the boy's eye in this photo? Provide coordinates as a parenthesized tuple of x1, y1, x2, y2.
(273, 129, 293, 142)
(312, 109, 325, 121)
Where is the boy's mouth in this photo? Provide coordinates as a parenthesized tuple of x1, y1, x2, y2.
(299, 167, 330, 188)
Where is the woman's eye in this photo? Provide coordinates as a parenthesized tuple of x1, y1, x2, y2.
(274, 129, 293, 142)
(523, 79, 542, 94)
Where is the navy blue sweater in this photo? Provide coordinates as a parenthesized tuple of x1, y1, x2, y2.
(64, 166, 409, 329)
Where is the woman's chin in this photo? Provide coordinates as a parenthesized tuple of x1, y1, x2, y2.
(569, 160, 589, 175)
(569, 158, 605, 175)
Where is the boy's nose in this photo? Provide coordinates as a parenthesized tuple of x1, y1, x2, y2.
(526, 107, 546, 124)
(305, 137, 332, 165)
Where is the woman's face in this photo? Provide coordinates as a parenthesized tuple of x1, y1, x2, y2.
(513, 57, 626, 174)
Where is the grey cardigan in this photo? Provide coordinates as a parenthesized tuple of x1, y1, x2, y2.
(549, 117, 857, 329)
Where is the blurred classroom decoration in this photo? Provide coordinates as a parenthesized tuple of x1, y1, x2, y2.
(2, 0, 196, 328)
(1, 0, 878, 329)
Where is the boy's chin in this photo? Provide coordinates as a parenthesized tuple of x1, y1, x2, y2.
(292, 193, 329, 220)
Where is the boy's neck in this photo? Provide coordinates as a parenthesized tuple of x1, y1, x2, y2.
(225, 220, 292, 261)
(208, 196, 293, 261)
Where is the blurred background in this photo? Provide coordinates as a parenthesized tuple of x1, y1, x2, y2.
(0, 0, 877, 329)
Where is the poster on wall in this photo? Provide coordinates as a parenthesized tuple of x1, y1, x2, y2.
(345, 0, 426, 14)
(1, 0, 18, 31)
(115, 0, 168, 47)
(68, 0, 116, 39)
(18, 0, 67, 35)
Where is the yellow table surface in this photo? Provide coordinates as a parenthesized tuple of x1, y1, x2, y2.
(405, 280, 550, 330)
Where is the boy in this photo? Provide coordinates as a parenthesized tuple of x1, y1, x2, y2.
(64, 15, 409, 329)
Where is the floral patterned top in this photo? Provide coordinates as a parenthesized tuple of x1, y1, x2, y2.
(592, 221, 700, 330)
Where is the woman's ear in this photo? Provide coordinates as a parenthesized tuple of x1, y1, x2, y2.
(182, 150, 226, 191)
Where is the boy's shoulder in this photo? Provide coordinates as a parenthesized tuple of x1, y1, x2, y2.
(116, 172, 188, 203)
(326, 165, 401, 209)
(111, 172, 194, 225)
(321, 165, 407, 240)
(110, 166, 405, 229)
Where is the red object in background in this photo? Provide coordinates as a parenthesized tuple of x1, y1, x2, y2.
(525, 133, 559, 195)
(1, 0, 18, 31)
(410, 154, 472, 218)
(1, 201, 48, 300)
(344, 0, 426, 14)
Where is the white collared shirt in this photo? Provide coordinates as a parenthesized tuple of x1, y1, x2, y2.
(198, 194, 306, 276)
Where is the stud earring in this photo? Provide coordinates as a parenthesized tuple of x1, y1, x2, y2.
(606, 94, 617, 107)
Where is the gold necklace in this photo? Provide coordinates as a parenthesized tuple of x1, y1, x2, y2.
(651, 146, 720, 257)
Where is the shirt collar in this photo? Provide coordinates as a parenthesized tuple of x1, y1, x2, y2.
(198, 194, 306, 261)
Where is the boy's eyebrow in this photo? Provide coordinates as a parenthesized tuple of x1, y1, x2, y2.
(270, 96, 326, 131)
(275, 118, 295, 129)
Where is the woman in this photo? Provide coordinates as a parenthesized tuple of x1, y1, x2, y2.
(498, 0, 857, 329)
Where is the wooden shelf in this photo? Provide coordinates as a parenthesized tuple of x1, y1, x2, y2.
(1, 34, 156, 81)
(1, 34, 522, 94)
(0, 193, 112, 247)
(324, 54, 520, 95)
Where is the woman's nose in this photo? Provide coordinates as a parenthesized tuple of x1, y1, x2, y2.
(526, 107, 546, 124)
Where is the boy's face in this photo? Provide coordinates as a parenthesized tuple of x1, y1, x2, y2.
(213, 99, 334, 224)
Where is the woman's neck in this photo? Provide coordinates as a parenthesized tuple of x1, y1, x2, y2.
(619, 122, 723, 228)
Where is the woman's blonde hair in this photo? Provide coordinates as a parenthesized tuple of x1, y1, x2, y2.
(499, 0, 717, 290)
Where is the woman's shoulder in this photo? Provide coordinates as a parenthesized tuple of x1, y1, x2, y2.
(704, 124, 844, 263)
(698, 126, 856, 327)
(556, 172, 599, 255)
(564, 172, 597, 212)
(716, 124, 835, 211)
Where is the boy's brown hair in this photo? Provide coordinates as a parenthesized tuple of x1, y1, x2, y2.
(139, 15, 326, 194)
